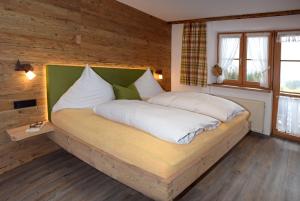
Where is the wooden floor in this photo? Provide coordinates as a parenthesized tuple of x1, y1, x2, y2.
(1, 133, 300, 201)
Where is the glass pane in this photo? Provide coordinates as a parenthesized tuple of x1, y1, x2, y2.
(233, 46, 240, 59)
(280, 61, 300, 93)
(276, 95, 300, 136)
(246, 60, 261, 82)
(223, 59, 239, 80)
(219, 36, 240, 80)
(281, 41, 300, 60)
(219, 37, 240, 59)
(246, 36, 269, 82)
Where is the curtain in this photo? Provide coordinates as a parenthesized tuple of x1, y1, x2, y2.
(247, 33, 270, 88)
(277, 96, 300, 137)
(277, 31, 300, 42)
(219, 34, 241, 82)
(180, 22, 207, 86)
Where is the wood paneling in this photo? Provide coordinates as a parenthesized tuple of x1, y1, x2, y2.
(0, 135, 59, 174)
(0, 0, 171, 175)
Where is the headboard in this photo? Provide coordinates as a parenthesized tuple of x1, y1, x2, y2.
(46, 65, 146, 120)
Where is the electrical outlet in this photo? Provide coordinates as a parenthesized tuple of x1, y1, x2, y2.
(13, 99, 37, 109)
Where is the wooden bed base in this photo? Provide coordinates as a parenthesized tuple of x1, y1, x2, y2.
(48, 123, 249, 201)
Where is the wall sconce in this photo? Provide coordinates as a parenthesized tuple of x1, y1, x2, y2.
(15, 60, 36, 80)
(156, 69, 163, 80)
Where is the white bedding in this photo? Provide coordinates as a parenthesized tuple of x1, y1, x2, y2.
(148, 92, 245, 122)
(93, 100, 220, 144)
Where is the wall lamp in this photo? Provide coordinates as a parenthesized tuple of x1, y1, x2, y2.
(15, 60, 36, 80)
(156, 69, 163, 80)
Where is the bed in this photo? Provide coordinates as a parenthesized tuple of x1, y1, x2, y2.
(46, 65, 250, 201)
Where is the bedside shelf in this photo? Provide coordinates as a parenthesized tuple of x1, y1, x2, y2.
(6, 122, 54, 141)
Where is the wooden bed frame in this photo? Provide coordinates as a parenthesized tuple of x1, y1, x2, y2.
(48, 123, 249, 201)
(46, 65, 250, 200)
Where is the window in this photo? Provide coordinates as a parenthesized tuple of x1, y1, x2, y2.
(273, 31, 300, 139)
(218, 32, 272, 89)
(278, 32, 300, 93)
(219, 34, 241, 82)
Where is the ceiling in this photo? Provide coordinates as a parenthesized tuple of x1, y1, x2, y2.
(117, 0, 300, 22)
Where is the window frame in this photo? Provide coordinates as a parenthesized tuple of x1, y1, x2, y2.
(217, 31, 274, 90)
(217, 32, 243, 86)
(277, 31, 300, 95)
(272, 29, 300, 142)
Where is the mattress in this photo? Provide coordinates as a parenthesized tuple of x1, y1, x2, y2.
(51, 109, 249, 179)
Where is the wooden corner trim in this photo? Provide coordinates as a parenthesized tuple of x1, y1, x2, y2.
(169, 9, 300, 24)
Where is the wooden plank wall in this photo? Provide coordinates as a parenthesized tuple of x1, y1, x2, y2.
(0, 0, 171, 174)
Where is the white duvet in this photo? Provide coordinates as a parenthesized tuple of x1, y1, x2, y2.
(148, 92, 245, 122)
(93, 100, 220, 144)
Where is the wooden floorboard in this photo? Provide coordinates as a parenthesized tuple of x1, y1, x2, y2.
(0, 132, 300, 201)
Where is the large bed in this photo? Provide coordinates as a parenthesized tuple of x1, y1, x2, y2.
(46, 65, 250, 201)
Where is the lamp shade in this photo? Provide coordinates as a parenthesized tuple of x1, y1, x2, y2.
(156, 69, 163, 80)
(25, 71, 36, 80)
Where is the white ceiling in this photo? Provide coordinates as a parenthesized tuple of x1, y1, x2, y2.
(117, 0, 300, 21)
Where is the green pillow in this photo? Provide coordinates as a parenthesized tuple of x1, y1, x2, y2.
(113, 84, 141, 100)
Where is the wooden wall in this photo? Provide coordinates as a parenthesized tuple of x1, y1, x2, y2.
(0, 0, 171, 174)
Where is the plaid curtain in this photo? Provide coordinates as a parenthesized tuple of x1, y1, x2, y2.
(180, 22, 207, 86)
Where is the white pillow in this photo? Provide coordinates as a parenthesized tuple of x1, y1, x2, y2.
(52, 65, 115, 112)
(134, 68, 164, 100)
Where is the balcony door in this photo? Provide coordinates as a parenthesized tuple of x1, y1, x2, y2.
(273, 31, 300, 142)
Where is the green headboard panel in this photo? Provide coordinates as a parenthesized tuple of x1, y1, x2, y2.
(46, 65, 146, 120)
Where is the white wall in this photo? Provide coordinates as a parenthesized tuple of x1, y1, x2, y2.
(171, 15, 300, 135)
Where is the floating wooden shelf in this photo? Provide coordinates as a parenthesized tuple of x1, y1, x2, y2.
(208, 83, 272, 93)
(6, 122, 54, 141)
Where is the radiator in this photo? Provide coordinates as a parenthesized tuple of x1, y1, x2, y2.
(222, 96, 265, 133)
